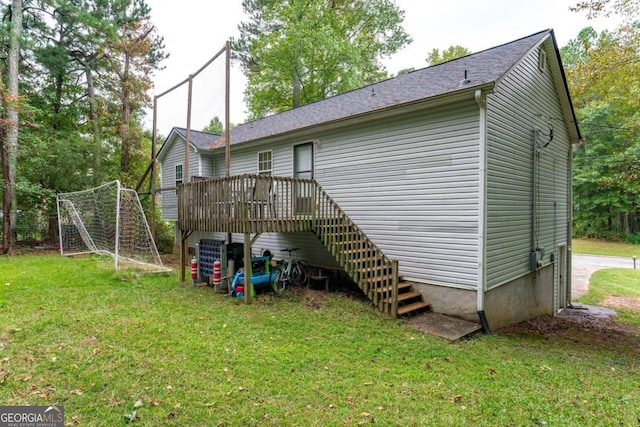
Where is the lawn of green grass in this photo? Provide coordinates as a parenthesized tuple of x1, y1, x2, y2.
(1, 254, 639, 426)
(577, 268, 640, 326)
(573, 238, 640, 258)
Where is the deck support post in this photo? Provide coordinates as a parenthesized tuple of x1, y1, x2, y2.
(179, 230, 193, 282)
(391, 259, 399, 318)
(243, 232, 252, 304)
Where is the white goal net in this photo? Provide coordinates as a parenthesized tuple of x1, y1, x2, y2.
(57, 180, 168, 272)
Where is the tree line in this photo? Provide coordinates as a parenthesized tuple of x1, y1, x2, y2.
(563, 0, 640, 242)
(1, 0, 637, 255)
(0, 0, 166, 253)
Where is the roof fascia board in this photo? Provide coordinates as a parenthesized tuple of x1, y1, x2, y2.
(493, 31, 581, 142)
(545, 32, 582, 142)
(228, 83, 495, 148)
(157, 128, 207, 161)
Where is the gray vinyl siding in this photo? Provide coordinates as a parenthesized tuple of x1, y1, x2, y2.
(199, 102, 481, 286)
(159, 139, 204, 221)
(317, 103, 481, 289)
(159, 138, 182, 221)
(199, 153, 215, 178)
(486, 40, 571, 290)
(206, 138, 340, 268)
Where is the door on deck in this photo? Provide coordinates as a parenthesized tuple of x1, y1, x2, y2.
(294, 142, 314, 215)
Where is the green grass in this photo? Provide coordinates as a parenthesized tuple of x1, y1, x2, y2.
(1, 254, 639, 426)
(573, 238, 640, 258)
(577, 268, 640, 326)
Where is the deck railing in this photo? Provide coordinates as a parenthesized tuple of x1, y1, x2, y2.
(177, 174, 317, 234)
(178, 174, 398, 316)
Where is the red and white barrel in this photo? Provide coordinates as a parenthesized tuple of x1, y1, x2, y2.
(191, 257, 198, 280)
(213, 260, 221, 286)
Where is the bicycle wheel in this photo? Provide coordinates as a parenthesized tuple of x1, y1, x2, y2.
(272, 266, 286, 294)
(291, 261, 309, 287)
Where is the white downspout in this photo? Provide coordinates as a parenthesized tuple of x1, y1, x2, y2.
(567, 142, 574, 306)
(475, 89, 491, 334)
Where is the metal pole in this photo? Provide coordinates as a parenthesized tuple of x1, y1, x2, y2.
(633, 256, 637, 270)
(115, 181, 121, 271)
(185, 75, 193, 181)
(150, 96, 158, 237)
(225, 40, 231, 178)
(243, 232, 252, 304)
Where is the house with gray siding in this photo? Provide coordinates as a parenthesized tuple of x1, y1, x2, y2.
(157, 29, 580, 330)
(157, 127, 220, 219)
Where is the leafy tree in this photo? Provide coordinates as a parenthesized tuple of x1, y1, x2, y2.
(202, 116, 225, 134)
(99, 0, 167, 185)
(395, 67, 414, 76)
(0, 0, 23, 254)
(234, 0, 412, 119)
(562, 24, 640, 240)
(572, 0, 639, 21)
(426, 45, 471, 66)
(0, 0, 166, 250)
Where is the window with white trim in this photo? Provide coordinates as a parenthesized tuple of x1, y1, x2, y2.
(175, 164, 184, 186)
(258, 151, 272, 176)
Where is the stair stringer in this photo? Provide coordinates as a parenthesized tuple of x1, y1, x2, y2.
(309, 182, 401, 316)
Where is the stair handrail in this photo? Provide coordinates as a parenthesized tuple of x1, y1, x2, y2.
(311, 180, 398, 316)
(178, 174, 399, 315)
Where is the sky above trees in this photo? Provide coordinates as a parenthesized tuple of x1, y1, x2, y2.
(147, 0, 621, 133)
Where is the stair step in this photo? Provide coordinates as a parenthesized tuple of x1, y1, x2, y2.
(361, 274, 394, 284)
(381, 291, 422, 304)
(334, 240, 368, 246)
(357, 265, 391, 273)
(348, 256, 383, 263)
(374, 282, 412, 294)
(397, 301, 431, 316)
(341, 248, 377, 254)
(320, 233, 359, 240)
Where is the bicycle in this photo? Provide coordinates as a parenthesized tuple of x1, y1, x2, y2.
(272, 248, 309, 293)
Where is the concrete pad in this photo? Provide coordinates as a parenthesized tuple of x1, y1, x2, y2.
(405, 311, 483, 341)
(558, 303, 617, 322)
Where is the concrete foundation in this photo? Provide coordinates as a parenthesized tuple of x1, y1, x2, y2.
(484, 265, 555, 330)
(411, 282, 478, 322)
(412, 264, 556, 330)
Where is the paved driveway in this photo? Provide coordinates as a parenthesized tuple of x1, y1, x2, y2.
(571, 254, 638, 299)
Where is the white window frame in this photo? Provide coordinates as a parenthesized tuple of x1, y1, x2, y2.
(175, 163, 184, 187)
(258, 150, 273, 176)
(538, 48, 546, 72)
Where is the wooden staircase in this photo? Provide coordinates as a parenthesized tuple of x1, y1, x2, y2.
(312, 184, 430, 317)
(177, 175, 431, 317)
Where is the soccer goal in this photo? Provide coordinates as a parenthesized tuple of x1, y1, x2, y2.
(57, 180, 169, 272)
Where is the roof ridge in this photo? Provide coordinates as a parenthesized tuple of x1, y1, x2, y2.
(414, 29, 552, 72)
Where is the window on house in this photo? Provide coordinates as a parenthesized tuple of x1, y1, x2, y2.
(538, 48, 546, 72)
(175, 164, 184, 186)
(258, 151, 272, 176)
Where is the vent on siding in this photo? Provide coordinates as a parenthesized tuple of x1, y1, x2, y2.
(538, 48, 546, 72)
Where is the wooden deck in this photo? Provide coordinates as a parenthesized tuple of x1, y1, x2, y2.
(178, 174, 432, 318)
(177, 175, 319, 234)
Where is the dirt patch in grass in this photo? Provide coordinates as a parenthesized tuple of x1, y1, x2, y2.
(161, 253, 181, 269)
(291, 287, 330, 309)
(498, 314, 640, 356)
(600, 296, 640, 311)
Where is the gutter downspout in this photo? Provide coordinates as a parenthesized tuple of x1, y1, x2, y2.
(475, 89, 491, 334)
(567, 142, 575, 307)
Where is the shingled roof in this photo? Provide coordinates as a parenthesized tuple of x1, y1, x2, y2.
(221, 29, 557, 147)
(173, 127, 220, 150)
